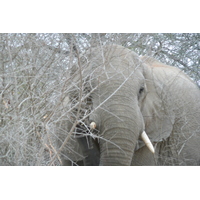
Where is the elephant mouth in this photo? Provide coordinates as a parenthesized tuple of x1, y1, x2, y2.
(75, 121, 100, 166)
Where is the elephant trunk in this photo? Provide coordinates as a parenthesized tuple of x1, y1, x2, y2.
(95, 96, 144, 166)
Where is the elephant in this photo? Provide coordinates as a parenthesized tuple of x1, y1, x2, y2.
(62, 44, 200, 166)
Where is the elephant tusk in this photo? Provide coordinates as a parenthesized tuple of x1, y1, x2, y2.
(141, 131, 155, 154)
(90, 122, 96, 130)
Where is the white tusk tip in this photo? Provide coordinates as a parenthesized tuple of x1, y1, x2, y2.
(141, 131, 155, 154)
(90, 122, 96, 130)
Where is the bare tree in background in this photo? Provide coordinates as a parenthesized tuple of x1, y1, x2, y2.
(0, 33, 199, 165)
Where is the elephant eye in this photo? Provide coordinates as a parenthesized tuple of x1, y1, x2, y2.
(139, 86, 144, 95)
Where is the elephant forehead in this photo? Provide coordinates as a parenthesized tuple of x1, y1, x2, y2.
(107, 57, 142, 77)
(84, 45, 142, 73)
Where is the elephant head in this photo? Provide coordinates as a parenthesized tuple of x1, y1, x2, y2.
(67, 44, 200, 166)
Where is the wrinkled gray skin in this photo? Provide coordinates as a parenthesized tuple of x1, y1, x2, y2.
(63, 45, 200, 166)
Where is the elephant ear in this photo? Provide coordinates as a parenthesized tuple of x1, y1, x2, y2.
(138, 56, 176, 148)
